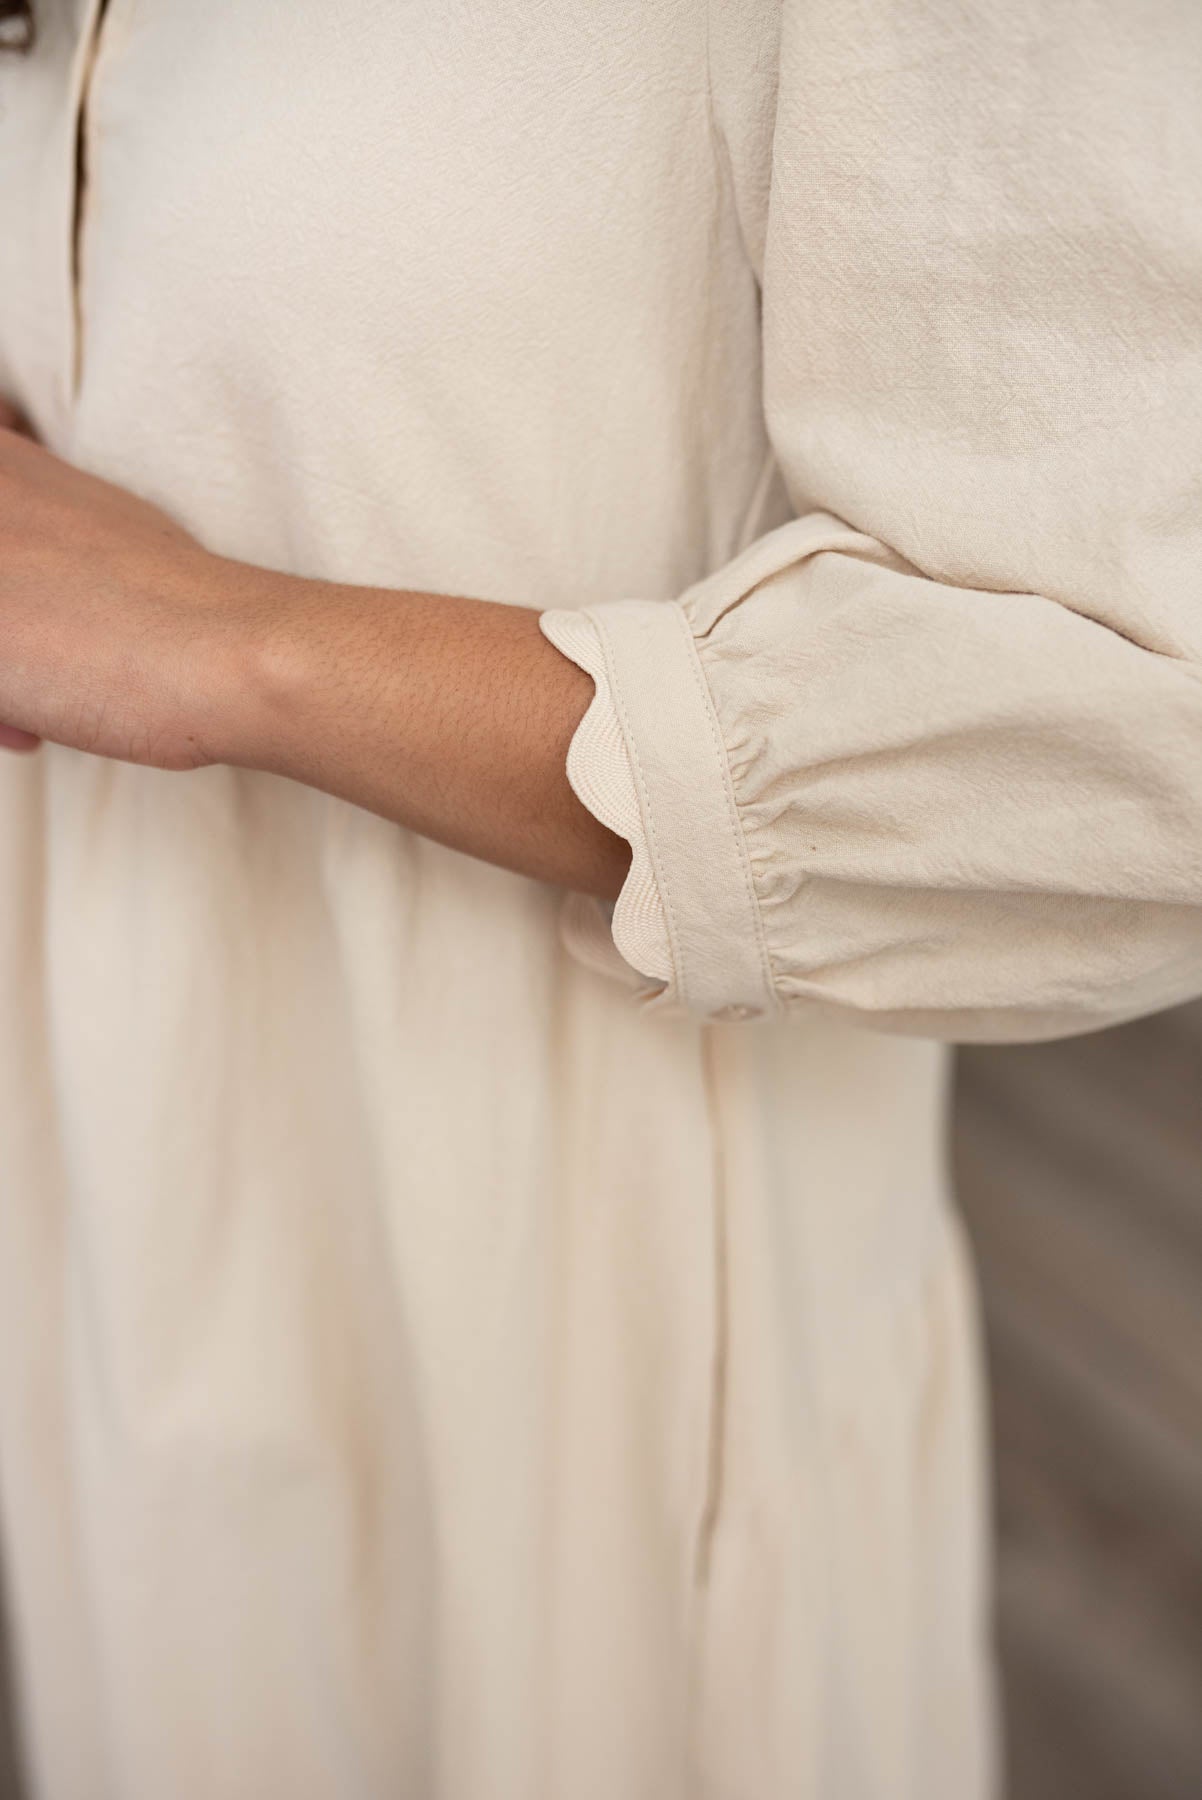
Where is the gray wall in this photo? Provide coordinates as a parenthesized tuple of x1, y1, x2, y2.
(955, 1002, 1202, 1800)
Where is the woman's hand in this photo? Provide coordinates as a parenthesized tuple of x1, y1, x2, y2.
(0, 402, 254, 766)
(0, 403, 630, 899)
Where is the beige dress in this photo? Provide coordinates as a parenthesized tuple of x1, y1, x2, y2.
(2, 3, 1201, 1796)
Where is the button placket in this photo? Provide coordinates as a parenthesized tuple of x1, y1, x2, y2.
(0, 3, 98, 442)
(66, 0, 114, 405)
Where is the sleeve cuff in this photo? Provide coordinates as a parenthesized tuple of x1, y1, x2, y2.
(538, 608, 672, 994)
(540, 599, 779, 1023)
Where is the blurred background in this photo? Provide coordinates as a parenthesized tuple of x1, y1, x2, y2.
(954, 999, 1202, 1800)
(0, 1002, 1199, 1799)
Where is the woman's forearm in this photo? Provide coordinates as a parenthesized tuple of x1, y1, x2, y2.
(217, 562, 631, 899)
(0, 412, 629, 900)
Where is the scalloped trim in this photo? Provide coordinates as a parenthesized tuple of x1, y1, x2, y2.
(539, 609, 672, 985)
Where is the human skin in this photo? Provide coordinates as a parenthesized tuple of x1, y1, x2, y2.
(0, 401, 631, 901)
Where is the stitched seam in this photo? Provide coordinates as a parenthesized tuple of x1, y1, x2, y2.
(589, 609, 690, 1012)
(669, 604, 781, 1015)
(693, 1021, 730, 1593)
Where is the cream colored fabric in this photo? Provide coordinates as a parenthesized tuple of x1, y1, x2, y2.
(539, 610, 672, 988)
(536, 5, 1202, 1043)
(4, 1, 1196, 1796)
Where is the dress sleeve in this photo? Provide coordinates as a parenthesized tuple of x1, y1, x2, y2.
(540, 0, 1202, 1043)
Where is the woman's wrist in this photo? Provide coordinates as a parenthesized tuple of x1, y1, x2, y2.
(198, 555, 346, 777)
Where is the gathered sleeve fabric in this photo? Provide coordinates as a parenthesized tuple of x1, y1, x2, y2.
(539, 0, 1202, 1043)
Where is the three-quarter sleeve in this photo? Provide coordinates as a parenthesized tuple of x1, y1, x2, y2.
(541, 0, 1202, 1042)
